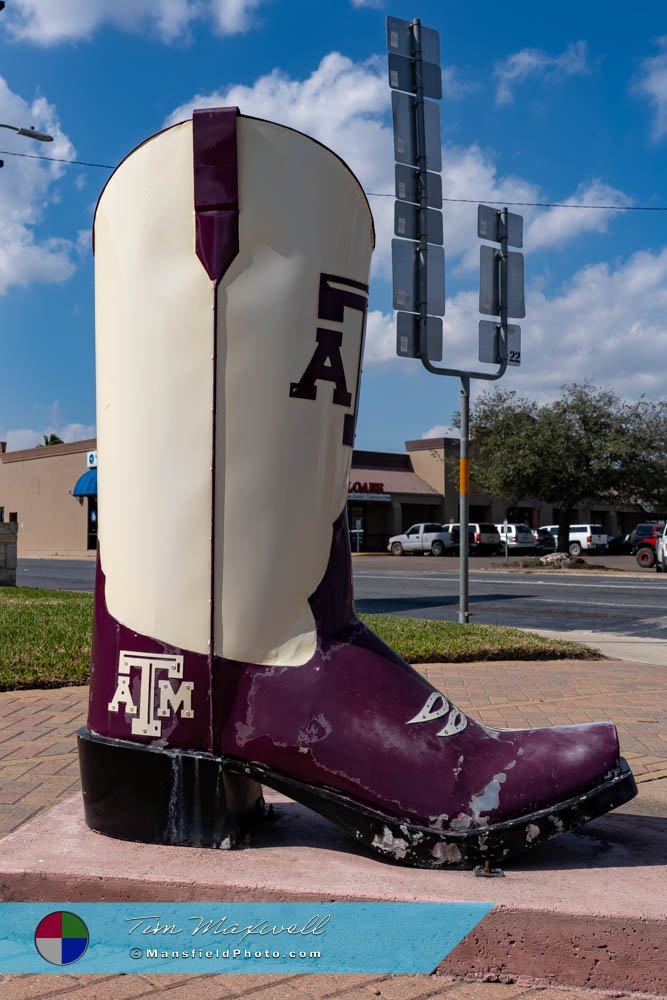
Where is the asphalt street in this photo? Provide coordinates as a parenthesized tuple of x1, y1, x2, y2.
(16, 554, 667, 638)
(353, 557, 667, 638)
(17, 558, 96, 592)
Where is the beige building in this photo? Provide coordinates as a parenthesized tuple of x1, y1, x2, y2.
(0, 435, 655, 557)
(0, 439, 97, 558)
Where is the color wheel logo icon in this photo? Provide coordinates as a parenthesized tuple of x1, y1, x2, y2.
(34, 911, 89, 966)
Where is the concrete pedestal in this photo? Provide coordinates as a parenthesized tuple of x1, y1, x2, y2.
(0, 791, 665, 993)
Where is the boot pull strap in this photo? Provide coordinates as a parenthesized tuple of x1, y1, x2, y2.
(193, 107, 239, 283)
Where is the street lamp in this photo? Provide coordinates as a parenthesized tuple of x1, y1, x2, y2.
(0, 122, 53, 142)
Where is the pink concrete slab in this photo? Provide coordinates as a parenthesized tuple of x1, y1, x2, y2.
(0, 791, 665, 993)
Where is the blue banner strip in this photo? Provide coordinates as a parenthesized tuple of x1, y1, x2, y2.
(0, 902, 494, 974)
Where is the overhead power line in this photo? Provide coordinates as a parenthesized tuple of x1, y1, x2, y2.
(367, 192, 667, 212)
(0, 148, 113, 169)
(2, 147, 667, 212)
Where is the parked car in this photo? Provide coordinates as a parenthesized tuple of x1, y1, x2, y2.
(495, 523, 536, 552)
(656, 525, 667, 573)
(387, 523, 455, 557)
(629, 522, 665, 550)
(540, 524, 607, 557)
(471, 522, 501, 554)
(535, 527, 556, 553)
(605, 533, 632, 555)
(630, 523, 665, 568)
(444, 522, 500, 555)
(440, 523, 476, 552)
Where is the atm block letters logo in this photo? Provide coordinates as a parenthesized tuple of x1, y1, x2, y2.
(108, 651, 194, 737)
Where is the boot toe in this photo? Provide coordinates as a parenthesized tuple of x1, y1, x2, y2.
(471, 720, 622, 826)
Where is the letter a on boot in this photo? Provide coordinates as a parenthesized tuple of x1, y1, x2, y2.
(78, 109, 637, 868)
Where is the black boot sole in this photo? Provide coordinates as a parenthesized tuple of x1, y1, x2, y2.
(77, 729, 265, 849)
(77, 728, 637, 868)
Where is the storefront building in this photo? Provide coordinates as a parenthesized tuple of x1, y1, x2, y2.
(0, 439, 97, 558)
(0, 435, 658, 557)
(347, 448, 443, 552)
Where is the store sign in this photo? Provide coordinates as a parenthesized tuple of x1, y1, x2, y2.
(347, 480, 391, 502)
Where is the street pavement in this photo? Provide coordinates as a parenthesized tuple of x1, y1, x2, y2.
(353, 560, 667, 639)
(0, 651, 666, 998)
(16, 556, 667, 640)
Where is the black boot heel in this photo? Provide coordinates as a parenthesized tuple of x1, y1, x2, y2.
(77, 729, 265, 848)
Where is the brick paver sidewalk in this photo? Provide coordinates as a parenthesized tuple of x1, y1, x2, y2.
(0, 658, 665, 999)
(1, 973, 658, 1000)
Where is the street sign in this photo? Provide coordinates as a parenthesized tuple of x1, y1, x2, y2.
(395, 164, 442, 207)
(386, 16, 440, 63)
(388, 16, 445, 356)
(477, 204, 523, 248)
(391, 91, 442, 172)
(479, 245, 526, 318)
(388, 52, 442, 100)
(478, 321, 521, 365)
(397, 312, 443, 361)
(392, 239, 445, 315)
(394, 201, 443, 244)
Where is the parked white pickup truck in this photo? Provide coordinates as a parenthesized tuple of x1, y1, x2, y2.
(387, 523, 454, 557)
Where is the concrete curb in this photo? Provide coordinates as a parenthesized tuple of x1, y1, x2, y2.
(0, 792, 665, 993)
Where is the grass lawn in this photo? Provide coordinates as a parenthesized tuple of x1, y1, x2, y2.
(0, 587, 601, 692)
(359, 614, 602, 664)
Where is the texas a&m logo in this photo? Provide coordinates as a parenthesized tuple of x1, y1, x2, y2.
(290, 273, 369, 446)
(108, 651, 194, 737)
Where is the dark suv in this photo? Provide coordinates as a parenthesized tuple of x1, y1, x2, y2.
(630, 523, 666, 568)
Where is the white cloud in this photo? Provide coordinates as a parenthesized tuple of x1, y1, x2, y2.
(525, 180, 632, 251)
(442, 150, 628, 272)
(1, 421, 96, 452)
(363, 309, 396, 364)
(632, 36, 667, 141)
(415, 249, 667, 403)
(5, 0, 265, 44)
(166, 52, 397, 279)
(0, 77, 77, 294)
(442, 66, 479, 102)
(210, 0, 263, 34)
(422, 425, 458, 439)
(494, 41, 590, 106)
(365, 247, 667, 408)
(443, 145, 539, 273)
(76, 229, 92, 257)
(166, 54, 627, 283)
(350, 0, 384, 7)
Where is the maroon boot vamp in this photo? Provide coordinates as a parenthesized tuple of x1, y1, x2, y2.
(214, 625, 621, 832)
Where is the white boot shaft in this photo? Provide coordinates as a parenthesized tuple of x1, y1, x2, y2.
(95, 114, 374, 665)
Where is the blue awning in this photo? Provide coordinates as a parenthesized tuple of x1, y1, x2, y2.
(72, 469, 97, 497)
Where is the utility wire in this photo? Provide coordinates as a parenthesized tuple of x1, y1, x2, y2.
(2, 147, 667, 212)
(0, 149, 113, 169)
(367, 192, 667, 212)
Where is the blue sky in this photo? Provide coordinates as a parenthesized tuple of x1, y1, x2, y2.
(1, 0, 666, 453)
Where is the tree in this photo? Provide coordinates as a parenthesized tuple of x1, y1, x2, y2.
(37, 434, 64, 447)
(461, 382, 667, 552)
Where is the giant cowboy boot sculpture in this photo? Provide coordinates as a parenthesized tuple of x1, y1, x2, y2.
(78, 109, 636, 869)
